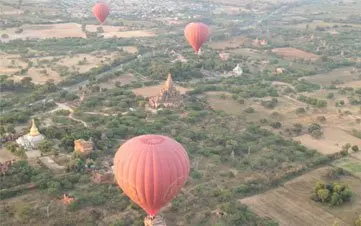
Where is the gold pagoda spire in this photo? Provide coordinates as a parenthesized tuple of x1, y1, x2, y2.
(164, 73, 173, 91)
(29, 118, 40, 136)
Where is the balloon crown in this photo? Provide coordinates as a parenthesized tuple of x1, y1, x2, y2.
(140, 136, 165, 145)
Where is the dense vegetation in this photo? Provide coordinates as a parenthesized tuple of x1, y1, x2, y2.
(311, 180, 352, 206)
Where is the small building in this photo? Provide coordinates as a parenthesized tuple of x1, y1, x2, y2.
(16, 119, 45, 151)
(148, 73, 183, 109)
(0, 159, 15, 176)
(74, 138, 93, 156)
(92, 170, 114, 184)
(62, 194, 75, 205)
(275, 67, 285, 74)
(232, 64, 243, 76)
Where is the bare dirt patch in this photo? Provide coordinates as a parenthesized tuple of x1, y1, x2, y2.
(337, 80, 361, 88)
(0, 148, 18, 162)
(56, 51, 120, 74)
(299, 67, 359, 86)
(240, 166, 361, 226)
(209, 36, 248, 50)
(228, 48, 262, 58)
(205, 91, 245, 115)
(85, 25, 156, 38)
(0, 54, 28, 75)
(272, 47, 320, 61)
(294, 126, 361, 155)
(1, 23, 86, 41)
(39, 156, 65, 172)
(132, 84, 189, 97)
(99, 73, 136, 89)
(0, 5, 23, 15)
(102, 30, 155, 38)
(121, 46, 138, 54)
(85, 25, 127, 33)
(12, 67, 62, 85)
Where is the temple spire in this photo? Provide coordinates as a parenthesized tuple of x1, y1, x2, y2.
(164, 73, 173, 91)
(29, 118, 40, 137)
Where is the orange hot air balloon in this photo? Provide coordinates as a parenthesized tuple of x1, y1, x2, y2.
(184, 22, 210, 53)
(92, 2, 110, 24)
(113, 134, 190, 217)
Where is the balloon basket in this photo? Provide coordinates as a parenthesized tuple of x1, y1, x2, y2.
(144, 215, 166, 226)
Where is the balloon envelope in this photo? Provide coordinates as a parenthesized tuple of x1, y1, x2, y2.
(184, 22, 209, 53)
(92, 2, 110, 24)
(113, 134, 190, 216)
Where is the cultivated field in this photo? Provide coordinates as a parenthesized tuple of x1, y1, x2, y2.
(132, 84, 189, 97)
(294, 127, 361, 155)
(240, 166, 361, 226)
(299, 67, 359, 86)
(0, 54, 28, 75)
(3, 51, 127, 84)
(272, 48, 320, 61)
(337, 80, 361, 88)
(86, 24, 155, 38)
(333, 157, 361, 179)
(0, 23, 86, 41)
(209, 36, 248, 50)
(228, 48, 262, 58)
(101, 30, 156, 38)
(0, 23, 155, 42)
(12, 67, 62, 84)
(55, 51, 121, 74)
(85, 25, 127, 33)
(99, 73, 136, 89)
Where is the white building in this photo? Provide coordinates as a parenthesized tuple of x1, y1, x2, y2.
(16, 119, 45, 151)
(233, 64, 243, 76)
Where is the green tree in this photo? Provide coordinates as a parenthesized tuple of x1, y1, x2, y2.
(0, 126, 5, 136)
(351, 145, 359, 152)
(327, 93, 334, 99)
(47, 181, 62, 195)
(331, 193, 343, 206)
(355, 215, 361, 226)
(315, 181, 326, 192)
(296, 107, 306, 114)
(5, 142, 18, 153)
(340, 188, 352, 202)
(37, 140, 54, 153)
(311, 129, 323, 139)
(317, 188, 330, 203)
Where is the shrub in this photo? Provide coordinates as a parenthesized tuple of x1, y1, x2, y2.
(296, 107, 306, 114)
(352, 145, 359, 152)
(312, 180, 352, 206)
(270, 122, 282, 129)
(244, 107, 255, 113)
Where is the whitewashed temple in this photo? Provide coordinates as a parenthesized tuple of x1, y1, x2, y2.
(16, 119, 45, 151)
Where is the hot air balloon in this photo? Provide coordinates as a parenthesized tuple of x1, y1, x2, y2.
(184, 22, 209, 54)
(92, 2, 110, 24)
(113, 134, 190, 218)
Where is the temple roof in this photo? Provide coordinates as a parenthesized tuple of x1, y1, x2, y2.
(29, 119, 40, 137)
(164, 73, 174, 91)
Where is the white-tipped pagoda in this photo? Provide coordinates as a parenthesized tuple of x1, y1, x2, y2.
(16, 119, 45, 151)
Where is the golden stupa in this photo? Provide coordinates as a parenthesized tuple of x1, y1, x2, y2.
(29, 119, 40, 136)
(16, 118, 45, 150)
